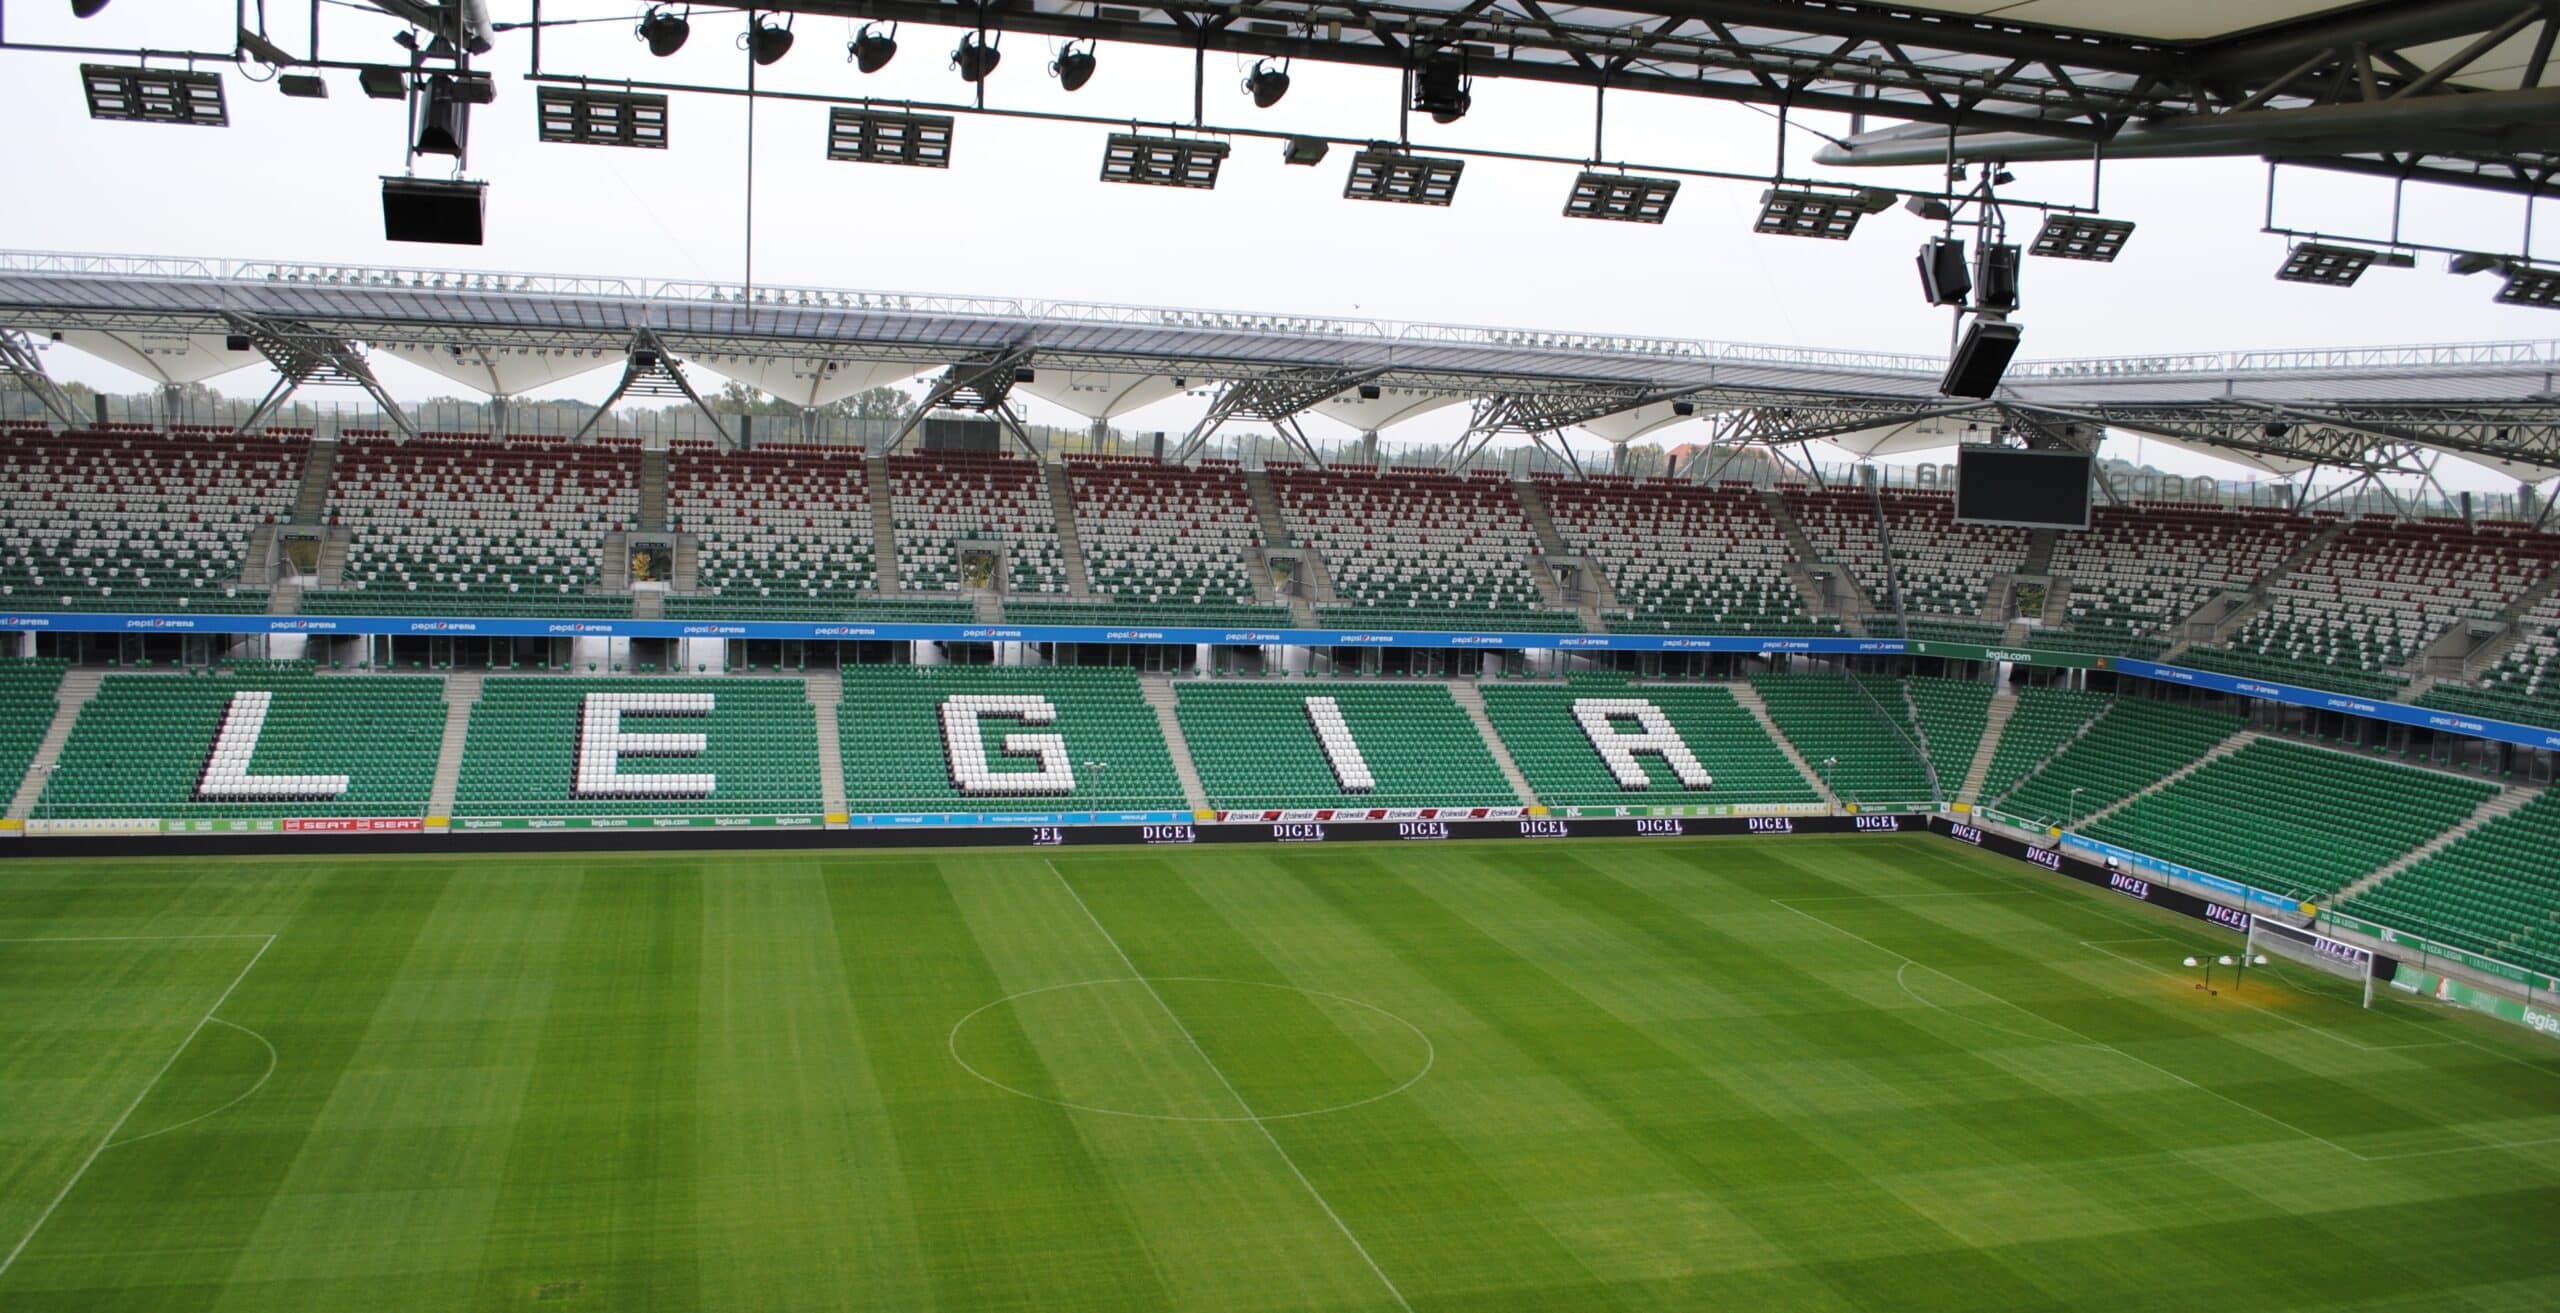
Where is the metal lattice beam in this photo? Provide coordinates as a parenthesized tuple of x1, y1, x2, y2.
(1173, 367, 1387, 465)
(0, 330, 79, 427)
(569, 329, 732, 449)
(224, 315, 414, 440)
(2043, 399, 2560, 477)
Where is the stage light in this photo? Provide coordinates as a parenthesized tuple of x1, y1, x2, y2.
(1754, 186, 1891, 239)
(72, 0, 109, 16)
(358, 65, 406, 99)
(1359, 383, 1383, 400)
(277, 74, 328, 99)
(1412, 48, 1470, 123)
(1344, 146, 1462, 206)
(1973, 242, 2021, 312)
(1562, 172, 1679, 224)
(1099, 133, 1228, 189)
(1281, 135, 1328, 165)
(1051, 40, 1095, 91)
(1904, 195, 1952, 222)
(2498, 264, 2560, 309)
(1671, 400, 1696, 416)
(1917, 237, 1970, 306)
(1940, 317, 2022, 398)
(81, 64, 228, 125)
(745, 14, 794, 66)
(2276, 242, 2410, 286)
(1245, 59, 1290, 108)
(2031, 214, 2134, 262)
(826, 106, 953, 167)
(538, 87, 668, 149)
(849, 23, 896, 73)
(637, 7, 690, 57)
(952, 33, 1000, 82)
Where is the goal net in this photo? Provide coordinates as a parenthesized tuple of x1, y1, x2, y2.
(2248, 918, 2376, 1009)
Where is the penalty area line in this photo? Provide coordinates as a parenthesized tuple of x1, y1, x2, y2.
(1044, 859, 1414, 1313)
(0, 933, 278, 1283)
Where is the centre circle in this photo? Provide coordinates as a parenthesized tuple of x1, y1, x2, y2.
(948, 977, 1434, 1123)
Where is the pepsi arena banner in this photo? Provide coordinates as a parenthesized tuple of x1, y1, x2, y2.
(2056, 832, 2308, 917)
(2112, 657, 2560, 753)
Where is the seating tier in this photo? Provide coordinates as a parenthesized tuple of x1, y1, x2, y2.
(670, 441, 876, 601)
(453, 677, 822, 818)
(2085, 739, 2493, 903)
(0, 429, 298, 612)
(886, 452, 1063, 595)
(1274, 468, 1577, 633)
(2344, 788, 2560, 979)
(2046, 504, 2312, 657)
(322, 434, 637, 614)
(1979, 686, 2110, 802)
(1538, 478, 1835, 636)
(1746, 674, 1933, 803)
(1065, 456, 1264, 610)
(837, 665, 1184, 812)
(35, 672, 445, 819)
(1996, 699, 2242, 827)
(1175, 681, 1516, 809)
(1477, 681, 1817, 808)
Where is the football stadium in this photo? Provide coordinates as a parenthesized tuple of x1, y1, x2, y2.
(3, 0, 2560, 1308)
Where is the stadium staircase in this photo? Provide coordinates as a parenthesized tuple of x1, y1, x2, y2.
(1979, 687, 2113, 807)
(427, 670, 482, 820)
(638, 447, 668, 532)
(2018, 530, 2057, 578)
(1509, 479, 1619, 629)
(266, 580, 303, 615)
(2446, 561, 2560, 681)
(1444, 679, 1539, 806)
(601, 532, 630, 591)
(866, 455, 900, 593)
(2073, 728, 2257, 829)
(1727, 681, 1838, 807)
(2170, 517, 2350, 656)
(2335, 783, 2534, 905)
(290, 439, 337, 524)
(5, 666, 94, 821)
(313, 527, 351, 589)
(1137, 674, 1212, 812)
(804, 671, 848, 821)
(237, 523, 280, 590)
(1045, 463, 1095, 598)
(671, 538, 699, 592)
(1761, 490, 1870, 631)
(1956, 684, 2017, 803)
(1904, 677, 1991, 803)
(1242, 468, 1294, 548)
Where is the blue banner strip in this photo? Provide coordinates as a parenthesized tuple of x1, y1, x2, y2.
(2057, 833, 2306, 916)
(2112, 657, 2560, 753)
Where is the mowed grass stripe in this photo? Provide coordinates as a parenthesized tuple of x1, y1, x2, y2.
(695, 858, 935, 1312)
(1062, 852, 1648, 1313)
(204, 866, 587, 1312)
(947, 852, 1403, 1313)
(0, 864, 450, 1311)
(1280, 845, 2076, 1311)
(469, 863, 703, 1311)
(1178, 850, 1822, 1307)
(827, 856, 1177, 1313)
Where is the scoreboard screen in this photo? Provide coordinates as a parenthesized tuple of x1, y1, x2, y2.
(1954, 446, 2094, 530)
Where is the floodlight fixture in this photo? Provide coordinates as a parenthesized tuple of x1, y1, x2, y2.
(1051, 39, 1095, 91)
(638, 6, 690, 57)
(1245, 58, 1290, 108)
(1358, 383, 1383, 400)
(952, 33, 1000, 82)
(1281, 135, 1328, 165)
(1939, 316, 2023, 398)
(2031, 214, 2134, 262)
(744, 13, 794, 66)
(1344, 146, 1462, 206)
(1754, 186, 1892, 239)
(81, 64, 228, 126)
(2496, 263, 2560, 309)
(537, 87, 669, 149)
(1903, 195, 1952, 222)
(1562, 171, 1679, 224)
(277, 73, 328, 99)
(1973, 242, 2021, 312)
(825, 106, 953, 167)
(1100, 133, 1229, 189)
(358, 65, 407, 99)
(2276, 242, 2411, 287)
(1671, 400, 1696, 416)
(1917, 237, 1971, 306)
(1412, 48, 1471, 123)
(849, 23, 896, 73)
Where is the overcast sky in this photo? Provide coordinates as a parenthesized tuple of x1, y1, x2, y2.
(4, 1, 2554, 492)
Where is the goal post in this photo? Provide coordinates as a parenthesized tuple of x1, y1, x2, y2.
(2248, 918, 2376, 1009)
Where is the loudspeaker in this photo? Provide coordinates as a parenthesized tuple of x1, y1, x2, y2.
(1973, 242, 2021, 312)
(1939, 318, 2022, 398)
(1917, 238, 1971, 306)
(381, 177, 486, 245)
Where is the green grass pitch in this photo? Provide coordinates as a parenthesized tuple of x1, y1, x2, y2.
(3, 834, 2557, 1311)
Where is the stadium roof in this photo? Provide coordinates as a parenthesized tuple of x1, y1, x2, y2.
(614, 0, 2559, 197)
(1, 248, 2555, 479)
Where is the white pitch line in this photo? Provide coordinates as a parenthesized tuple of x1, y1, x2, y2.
(0, 933, 277, 1282)
(1045, 860, 1414, 1313)
(1769, 898, 2370, 1161)
(2359, 1133, 2560, 1162)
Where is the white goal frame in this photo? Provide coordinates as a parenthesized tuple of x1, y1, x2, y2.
(2249, 918, 2376, 1009)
